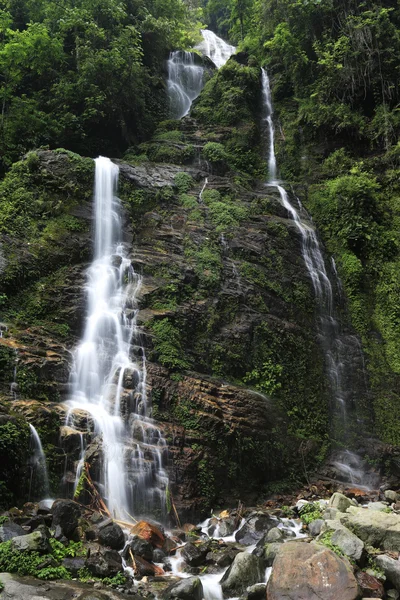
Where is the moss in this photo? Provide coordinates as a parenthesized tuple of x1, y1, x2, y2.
(150, 318, 190, 370)
(0, 419, 30, 508)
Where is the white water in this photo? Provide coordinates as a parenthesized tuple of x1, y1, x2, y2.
(197, 30, 236, 69)
(167, 30, 236, 119)
(167, 52, 205, 119)
(64, 157, 168, 520)
(29, 423, 50, 500)
(261, 68, 370, 483)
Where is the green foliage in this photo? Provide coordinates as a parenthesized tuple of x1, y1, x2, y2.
(0, 0, 203, 168)
(203, 142, 229, 164)
(319, 531, 344, 557)
(0, 540, 71, 580)
(0, 420, 30, 508)
(174, 172, 194, 193)
(299, 502, 323, 525)
(244, 360, 283, 396)
(150, 318, 190, 370)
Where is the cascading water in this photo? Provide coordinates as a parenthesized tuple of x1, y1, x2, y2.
(197, 30, 236, 69)
(167, 30, 236, 119)
(29, 423, 50, 500)
(261, 68, 373, 485)
(64, 156, 168, 520)
(167, 52, 205, 119)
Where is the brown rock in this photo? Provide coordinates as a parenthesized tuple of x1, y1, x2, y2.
(132, 555, 164, 577)
(356, 571, 384, 598)
(266, 541, 359, 600)
(131, 520, 165, 548)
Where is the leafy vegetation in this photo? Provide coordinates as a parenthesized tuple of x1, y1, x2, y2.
(299, 502, 323, 525)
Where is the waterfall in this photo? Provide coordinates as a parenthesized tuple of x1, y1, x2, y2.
(197, 30, 236, 69)
(65, 157, 168, 520)
(167, 52, 205, 119)
(261, 68, 370, 482)
(167, 30, 236, 119)
(29, 424, 50, 500)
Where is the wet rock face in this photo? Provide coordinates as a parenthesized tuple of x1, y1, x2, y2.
(51, 499, 81, 539)
(85, 544, 123, 577)
(97, 520, 125, 550)
(0, 125, 330, 513)
(266, 541, 359, 600)
(220, 552, 264, 598)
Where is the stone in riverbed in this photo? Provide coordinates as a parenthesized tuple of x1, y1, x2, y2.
(131, 520, 165, 548)
(124, 535, 154, 562)
(220, 552, 264, 597)
(355, 570, 384, 598)
(318, 522, 364, 561)
(97, 520, 125, 550)
(162, 576, 203, 600)
(329, 492, 356, 513)
(266, 541, 359, 600)
(0, 521, 25, 541)
(85, 544, 123, 577)
(308, 519, 324, 537)
(51, 499, 81, 539)
(11, 527, 51, 553)
(181, 542, 210, 567)
(374, 554, 400, 590)
(342, 507, 400, 551)
(235, 512, 279, 545)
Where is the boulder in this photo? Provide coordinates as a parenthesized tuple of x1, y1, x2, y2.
(253, 542, 282, 566)
(265, 528, 283, 543)
(366, 502, 390, 511)
(355, 570, 384, 598)
(97, 520, 125, 550)
(0, 521, 25, 542)
(320, 523, 364, 561)
(375, 554, 400, 590)
(11, 528, 51, 553)
(133, 555, 164, 577)
(343, 507, 400, 551)
(266, 541, 359, 600)
(62, 556, 86, 576)
(131, 520, 165, 548)
(163, 577, 203, 600)
(329, 492, 355, 513)
(126, 535, 154, 561)
(308, 519, 324, 537)
(235, 512, 279, 546)
(220, 552, 264, 597)
(385, 490, 400, 503)
(85, 544, 123, 577)
(51, 499, 81, 538)
(241, 583, 266, 600)
(181, 542, 210, 567)
(208, 547, 241, 568)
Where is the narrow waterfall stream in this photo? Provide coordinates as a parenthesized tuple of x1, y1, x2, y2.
(64, 157, 168, 520)
(261, 68, 371, 485)
(29, 423, 50, 501)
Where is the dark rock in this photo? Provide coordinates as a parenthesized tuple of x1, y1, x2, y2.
(86, 544, 123, 577)
(153, 548, 167, 562)
(163, 577, 203, 600)
(241, 583, 266, 600)
(51, 499, 81, 538)
(374, 554, 400, 590)
(62, 556, 86, 576)
(220, 552, 264, 597)
(0, 521, 25, 541)
(355, 570, 384, 597)
(98, 521, 125, 550)
(236, 512, 279, 546)
(181, 542, 210, 567)
(123, 535, 154, 562)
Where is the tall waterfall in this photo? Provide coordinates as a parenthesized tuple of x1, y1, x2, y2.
(65, 157, 168, 520)
(167, 30, 236, 119)
(261, 69, 370, 479)
(29, 423, 50, 500)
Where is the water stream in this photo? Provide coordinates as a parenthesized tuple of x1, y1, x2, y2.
(64, 157, 168, 520)
(28, 423, 50, 500)
(167, 30, 236, 119)
(261, 68, 371, 485)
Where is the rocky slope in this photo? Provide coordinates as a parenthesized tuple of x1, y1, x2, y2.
(0, 58, 382, 516)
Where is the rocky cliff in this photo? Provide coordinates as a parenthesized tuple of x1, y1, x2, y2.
(0, 59, 369, 518)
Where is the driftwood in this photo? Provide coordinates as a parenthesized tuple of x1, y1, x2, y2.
(84, 463, 111, 517)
